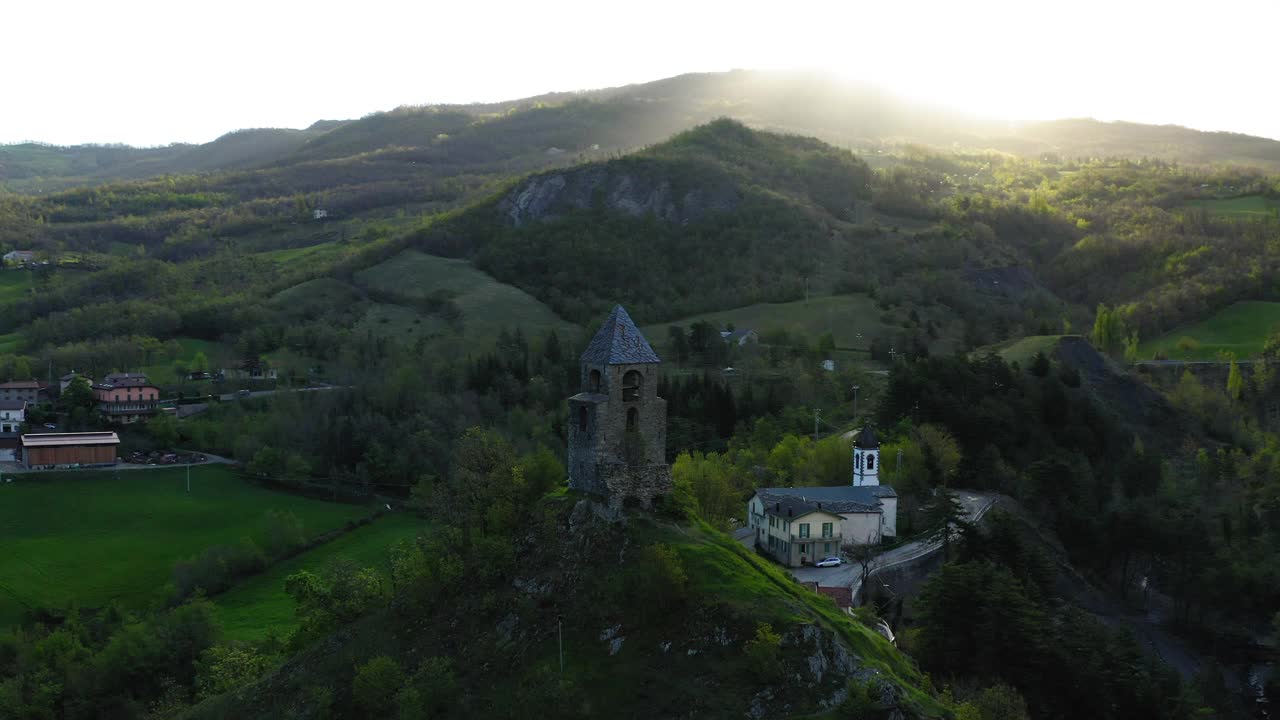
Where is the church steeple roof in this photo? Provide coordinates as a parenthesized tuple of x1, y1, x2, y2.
(854, 425, 879, 449)
(581, 305, 661, 365)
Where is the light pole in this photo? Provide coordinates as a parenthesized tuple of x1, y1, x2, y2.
(186, 453, 191, 493)
(851, 385, 861, 423)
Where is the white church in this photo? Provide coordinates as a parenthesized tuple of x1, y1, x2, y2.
(747, 427, 898, 568)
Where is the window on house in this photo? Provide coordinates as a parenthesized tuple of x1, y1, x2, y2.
(578, 406, 589, 433)
(588, 369, 602, 393)
(799, 523, 810, 538)
(626, 406, 638, 431)
(824, 542, 832, 554)
(867, 455, 875, 470)
(622, 370, 641, 402)
(822, 522, 833, 537)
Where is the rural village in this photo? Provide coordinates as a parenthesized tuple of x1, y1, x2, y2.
(2, 46, 1279, 717)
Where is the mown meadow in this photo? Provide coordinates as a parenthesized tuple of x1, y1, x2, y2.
(0, 465, 371, 625)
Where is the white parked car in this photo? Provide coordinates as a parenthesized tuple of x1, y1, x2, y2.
(815, 557, 843, 568)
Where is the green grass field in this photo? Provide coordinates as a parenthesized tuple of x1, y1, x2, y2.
(0, 332, 21, 355)
(256, 241, 346, 264)
(1141, 300, 1280, 360)
(355, 250, 576, 344)
(644, 293, 957, 354)
(1184, 195, 1280, 218)
(0, 270, 33, 306)
(139, 337, 233, 386)
(0, 465, 371, 625)
(981, 335, 1069, 366)
(215, 513, 423, 642)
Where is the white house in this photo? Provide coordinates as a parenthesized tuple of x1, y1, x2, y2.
(751, 497, 845, 567)
(0, 397, 24, 458)
(746, 427, 898, 567)
(0, 399, 26, 434)
(2, 250, 35, 266)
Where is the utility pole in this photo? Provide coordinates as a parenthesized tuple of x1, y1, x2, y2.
(186, 453, 191, 493)
(558, 616, 564, 676)
(814, 409, 820, 441)
(851, 385, 861, 423)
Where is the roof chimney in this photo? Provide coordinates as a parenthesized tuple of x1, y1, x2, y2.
(817, 502, 822, 510)
(775, 502, 780, 512)
(788, 508, 793, 517)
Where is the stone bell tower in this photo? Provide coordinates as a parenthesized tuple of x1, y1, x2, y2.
(567, 305, 672, 509)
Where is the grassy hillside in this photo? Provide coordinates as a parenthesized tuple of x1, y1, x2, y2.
(397, 119, 879, 324)
(189, 499, 949, 719)
(1140, 300, 1280, 360)
(984, 334, 1069, 366)
(1184, 194, 1280, 218)
(215, 513, 422, 642)
(353, 249, 575, 344)
(0, 466, 370, 625)
(646, 292, 960, 354)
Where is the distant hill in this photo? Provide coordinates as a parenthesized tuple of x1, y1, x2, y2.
(385, 119, 878, 323)
(7, 70, 1280, 193)
(371, 119, 1054, 331)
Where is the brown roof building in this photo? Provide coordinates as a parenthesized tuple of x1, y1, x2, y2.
(0, 380, 41, 403)
(22, 432, 120, 469)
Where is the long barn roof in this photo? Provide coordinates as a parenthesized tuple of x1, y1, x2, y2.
(21, 432, 120, 447)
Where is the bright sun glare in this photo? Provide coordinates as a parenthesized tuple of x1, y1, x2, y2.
(3, 0, 1278, 145)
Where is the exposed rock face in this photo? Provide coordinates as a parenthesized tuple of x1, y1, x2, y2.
(498, 164, 741, 226)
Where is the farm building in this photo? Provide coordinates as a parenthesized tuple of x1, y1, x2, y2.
(22, 432, 120, 469)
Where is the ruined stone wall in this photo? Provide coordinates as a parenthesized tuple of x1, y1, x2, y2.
(598, 462, 674, 509)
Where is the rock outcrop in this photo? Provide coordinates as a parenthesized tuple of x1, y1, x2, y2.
(497, 163, 742, 227)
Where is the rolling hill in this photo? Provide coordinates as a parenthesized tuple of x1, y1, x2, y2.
(8, 69, 1280, 197)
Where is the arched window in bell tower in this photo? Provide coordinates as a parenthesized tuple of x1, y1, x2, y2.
(627, 406, 639, 430)
(622, 370, 642, 402)
(867, 454, 875, 470)
(589, 369, 602, 393)
(578, 406, 589, 433)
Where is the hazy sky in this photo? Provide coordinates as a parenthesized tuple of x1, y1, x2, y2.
(5, 0, 1277, 146)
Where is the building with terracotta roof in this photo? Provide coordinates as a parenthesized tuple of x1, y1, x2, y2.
(0, 380, 41, 404)
(93, 375, 160, 424)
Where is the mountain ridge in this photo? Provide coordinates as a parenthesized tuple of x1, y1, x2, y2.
(7, 70, 1280, 193)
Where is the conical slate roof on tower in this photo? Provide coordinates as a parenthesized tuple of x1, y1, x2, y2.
(581, 305, 661, 365)
(854, 425, 879, 449)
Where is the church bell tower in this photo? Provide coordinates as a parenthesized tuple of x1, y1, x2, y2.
(567, 305, 673, 509)
(852, 426, 880, 487)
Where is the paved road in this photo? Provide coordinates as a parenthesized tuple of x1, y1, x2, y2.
(740, 491, 998, 597)
(216, 384, 350, 402)
(0, 452, 236, 476)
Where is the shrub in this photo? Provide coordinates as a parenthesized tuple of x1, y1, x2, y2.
(196, 643, 272, 699)
(631, 544, 689, 620)
(395, 656, 457, 719)
(352, 655, 404, 718)
(743, 622, 782, 682)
